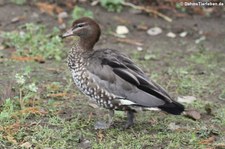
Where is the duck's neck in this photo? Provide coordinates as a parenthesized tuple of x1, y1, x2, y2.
(71, 37, 95, 53)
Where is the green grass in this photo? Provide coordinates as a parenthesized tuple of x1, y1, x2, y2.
(100, 0, 124, 12)
(1, 23, 65, 61)
(0, 23, 225, 148)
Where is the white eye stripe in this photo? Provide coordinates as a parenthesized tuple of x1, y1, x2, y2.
(75, 22, 86, 28)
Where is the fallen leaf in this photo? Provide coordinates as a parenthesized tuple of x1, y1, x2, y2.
(87, 112, 93, 122)
(114, 16, 130, 24)
(11, 56, 45, 63)
(20, 142, 32, 148)
(47, 92, 67, 98)
(3, 122, 21, 135)
(136, 24, 148, 31)
(214, 143, 225, 149)
(97, 130, 104, 143)
(15, 107, 48, 116)
(6, 135, 17, 144)
(184, 110, 201, 120)
(177, 96, 197, 103)
(36, 2, 63, 15)
(199, 136, 216, 145)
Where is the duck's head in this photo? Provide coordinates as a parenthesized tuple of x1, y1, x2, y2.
(61, 17, 101, 50)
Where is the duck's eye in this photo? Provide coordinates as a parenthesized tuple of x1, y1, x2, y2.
(76, 24, 83, 28)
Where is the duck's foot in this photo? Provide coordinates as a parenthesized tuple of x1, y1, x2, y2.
(94, 110, 114, 130)
(124, 111, 135, 129)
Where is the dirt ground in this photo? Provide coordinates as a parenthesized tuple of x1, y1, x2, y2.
(0, 1, 225, 148)
(1, 1, 224, 101)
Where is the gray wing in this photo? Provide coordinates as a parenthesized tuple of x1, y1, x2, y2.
(86, 49, 173, 107)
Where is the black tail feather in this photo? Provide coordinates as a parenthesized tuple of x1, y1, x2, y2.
(158, 101, 185, 115)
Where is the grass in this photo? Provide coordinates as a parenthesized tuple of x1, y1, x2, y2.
(0, 22, 225, 148)
(1, 23, 65, 61)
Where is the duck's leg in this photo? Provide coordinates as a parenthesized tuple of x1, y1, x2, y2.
(94, 109, 114, 130)
(124, 111, 135, 129)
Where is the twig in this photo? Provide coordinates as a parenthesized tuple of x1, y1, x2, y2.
(116, 38, 143, 46)
(121, 1, 172, 22)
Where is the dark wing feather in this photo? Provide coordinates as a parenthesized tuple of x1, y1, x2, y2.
(86, 49, 184, 111)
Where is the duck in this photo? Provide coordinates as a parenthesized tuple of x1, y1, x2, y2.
(61, 17, 184, 129)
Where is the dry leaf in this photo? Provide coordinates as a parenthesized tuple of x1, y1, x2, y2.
(11, 56, 45, 63)
(6, 136, 17, 144)
(184, 110, 201, 120)
(87, 112, 93, 122)
(20, 142, 32, 148)
(136, 24, 148, 31)
(36, 2, 63, 15)
(114, 16, 130, 24)
(199, 136, 216, 145)
(97, 130, 104, 143)
(3, 122, 21, 135)
(16, 107, 48, 116)
(47, 92, 67, 98)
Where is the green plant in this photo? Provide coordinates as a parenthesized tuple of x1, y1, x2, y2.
(14, 66, 38, 109)
(10, 0, 26, 5)
(0, 98, 15, 121)
(100, 0, 124, 12)
(71, 6, 93, 20)
(1, 23, 65, 61)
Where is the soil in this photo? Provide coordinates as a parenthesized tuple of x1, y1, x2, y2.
(1, 1, 224, 99)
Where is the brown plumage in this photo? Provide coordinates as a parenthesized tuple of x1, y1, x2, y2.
(61, 17, 185, 129)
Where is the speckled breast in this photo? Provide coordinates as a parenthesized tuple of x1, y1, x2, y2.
(68, 53, 119, 110)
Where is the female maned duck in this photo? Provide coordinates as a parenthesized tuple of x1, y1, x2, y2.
(61, 17, 184, 129)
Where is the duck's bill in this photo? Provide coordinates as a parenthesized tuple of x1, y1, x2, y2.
(60, 28, 74, 38)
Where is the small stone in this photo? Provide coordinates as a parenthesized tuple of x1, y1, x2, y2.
(58, 12, 68, 19)
(137, 47, 143, 51)
(179, 31, 188, 37)
(147, 27, 162, 36)
(91, 0, 99, 6)
(116, 25, 129, 35)
(166, 32, 176, 38)
(184, 110, 201, 120)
